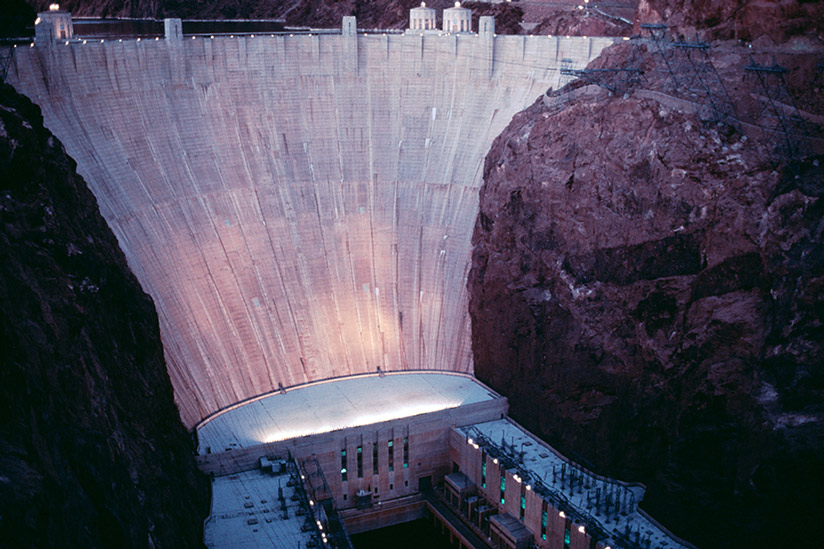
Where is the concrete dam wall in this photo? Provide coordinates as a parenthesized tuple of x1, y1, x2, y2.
(9, 29, 614, 428)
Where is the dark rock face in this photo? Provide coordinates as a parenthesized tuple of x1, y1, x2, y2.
(465, 2, 524, 36)
(469, 44, 824, 548)
(0, 0, 34, 37)
(0, 84, 209, 547)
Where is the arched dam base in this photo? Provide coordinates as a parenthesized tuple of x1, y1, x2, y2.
(8, 21, 693, 548)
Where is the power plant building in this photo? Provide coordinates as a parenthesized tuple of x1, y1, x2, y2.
(196, 372, 692, 548)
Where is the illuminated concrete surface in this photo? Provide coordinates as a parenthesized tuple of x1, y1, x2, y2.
(196, 372, 497, 455)
(9, 30, 615, 427)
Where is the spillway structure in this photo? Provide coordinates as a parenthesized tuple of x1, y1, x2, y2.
(8, 10, 699, 548)
(9, 17, 614, 428)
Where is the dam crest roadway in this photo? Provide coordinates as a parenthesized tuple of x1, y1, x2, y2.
(9, 18, 616, 428)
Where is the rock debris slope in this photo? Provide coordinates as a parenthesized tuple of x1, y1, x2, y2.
(0, 84, 208, 547)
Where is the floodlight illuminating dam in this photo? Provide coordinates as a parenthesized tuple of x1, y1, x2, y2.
(9, 13, 695, 548)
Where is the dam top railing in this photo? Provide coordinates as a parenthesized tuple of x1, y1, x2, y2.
(15, 31, 614, 48)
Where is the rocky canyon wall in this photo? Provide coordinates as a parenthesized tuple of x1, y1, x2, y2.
(0, 84, 209, 547)
(469, 35, 824, 548)
(636, 0, 823, 44)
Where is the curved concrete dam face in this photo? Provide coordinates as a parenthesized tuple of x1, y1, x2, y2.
(10, 31, 614, 428)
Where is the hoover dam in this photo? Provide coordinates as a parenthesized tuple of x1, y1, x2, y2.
(8, 18, 615, 429)
(5, 2, 823, 546)
(3, 9, 703, 548)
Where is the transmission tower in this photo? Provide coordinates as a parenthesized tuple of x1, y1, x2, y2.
(558, 38, 644, 96)
(745, 58, 812, 163)
(559, 57, 577, 88)
(641, 23, 740, 131)
(0, 45, 14, 85)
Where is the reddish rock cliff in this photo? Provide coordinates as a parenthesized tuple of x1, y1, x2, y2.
(532, 8, 631, 37)
(470, 39, 824, 548)
(0, 84, 209, 547)
(636, 0, 824, 43)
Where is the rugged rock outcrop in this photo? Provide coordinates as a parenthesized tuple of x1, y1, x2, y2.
(470, 40, 824, 548)
(636, 0, 824, 43)
(0, 84, 209, 547)
(532, 8, 631, 38)
(465, 2, 524, 36)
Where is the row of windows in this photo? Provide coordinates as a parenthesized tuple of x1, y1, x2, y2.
(409, 18, 436, 30)
(481, 454, 574, 548)
(342, 437, 409, 481)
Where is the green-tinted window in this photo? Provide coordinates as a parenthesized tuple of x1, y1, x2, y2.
(500, 474, 506, 505)
(541, 508, 547, 540)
